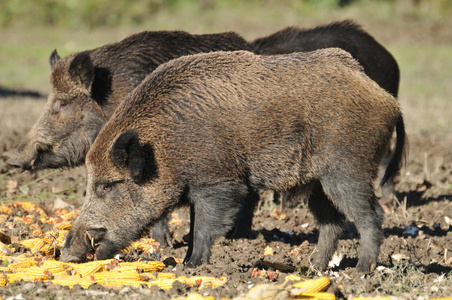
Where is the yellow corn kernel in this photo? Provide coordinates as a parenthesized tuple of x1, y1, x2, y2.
(295, 292, 336, 300)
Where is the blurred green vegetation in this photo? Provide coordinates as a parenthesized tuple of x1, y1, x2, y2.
(1, 0, 451, 29)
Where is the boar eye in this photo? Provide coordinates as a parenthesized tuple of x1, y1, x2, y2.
(101, 184, 113, 195)
(55, 100, 69, 113)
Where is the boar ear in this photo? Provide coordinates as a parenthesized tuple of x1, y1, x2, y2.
(69, 51, 94, 91)
(111, 129, 148, 184)
(50, 49, 61, 70)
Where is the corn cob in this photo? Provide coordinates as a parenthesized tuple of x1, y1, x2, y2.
(50, 277, 94, 289)
(155, 272, 177, 279)
(30, 239, 46, 254)
(77, 261, 105, 277)
(19, 238, 43, 250)
(21, 266, 51, 279)
(91, 269, 141, 283)
(102, 277, 146, 288)
(56, 222, 72, 230)
(118, 261, 165, 273)
(292, 277, 331, 294)
(41, 260, 69, 274)
(40, 244, 55, 256)
(73, 258, 118, 277)
(0, 273, 7, 286)
(183, 276, 228, 289)
(8, 259, 39, 271)
(295, 292, 336, 300)
(5, 273, 37, 283)
(16, 201, 47, 218)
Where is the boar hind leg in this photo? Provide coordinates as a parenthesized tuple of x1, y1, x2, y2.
(321, 176, 384, 274)
(228, 189, 259, 239)
(308, 183, 346, 272)
(184, 182, 249, 267)
(151, 214, 173, 247)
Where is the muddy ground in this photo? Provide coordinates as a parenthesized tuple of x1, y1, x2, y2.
(1, 18, 452, 300)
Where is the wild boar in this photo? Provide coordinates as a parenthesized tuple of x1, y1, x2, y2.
(252, 20, 401, 197)
(60, 49, 406, 273)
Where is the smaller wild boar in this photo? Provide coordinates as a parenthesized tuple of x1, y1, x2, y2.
(60, 49, 406, 273)
(252, 20, 401, 198)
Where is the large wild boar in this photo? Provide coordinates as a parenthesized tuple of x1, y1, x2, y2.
(60, 49, 406, 273)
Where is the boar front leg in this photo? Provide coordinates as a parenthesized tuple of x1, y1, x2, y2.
(151, 214, 173, 247)
(184, 182, 249, 267)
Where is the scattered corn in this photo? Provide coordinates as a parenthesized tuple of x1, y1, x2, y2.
(292, 277, 331, 294)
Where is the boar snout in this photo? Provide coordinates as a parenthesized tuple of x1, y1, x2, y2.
(6, 138, 50, 172)
(60, 226, 116, 262)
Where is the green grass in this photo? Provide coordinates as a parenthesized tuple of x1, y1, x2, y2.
(391, 45, 452, 135)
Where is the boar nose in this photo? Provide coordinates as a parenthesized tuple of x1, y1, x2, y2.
(6, 156, 25, 173)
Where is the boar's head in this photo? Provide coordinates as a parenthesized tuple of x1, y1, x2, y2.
(7, 50, 108, 171)
(60, 129, 179, 262)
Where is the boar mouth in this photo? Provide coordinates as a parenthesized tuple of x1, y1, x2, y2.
(85, 228, 107, 260)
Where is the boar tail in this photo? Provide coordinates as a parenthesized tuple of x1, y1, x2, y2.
(381, 113, 407, 187)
